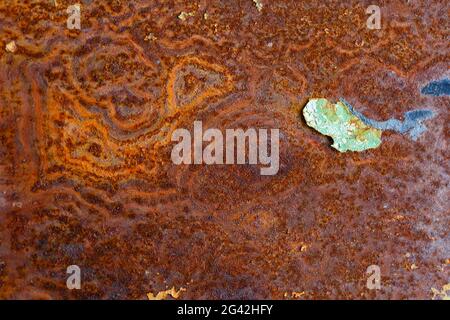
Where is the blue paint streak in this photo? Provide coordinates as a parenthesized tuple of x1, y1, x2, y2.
(421, 78, 450, 96)
(340, 98, 435, 141)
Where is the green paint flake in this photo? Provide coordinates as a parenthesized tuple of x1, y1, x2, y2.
(303, 98, 382, 152)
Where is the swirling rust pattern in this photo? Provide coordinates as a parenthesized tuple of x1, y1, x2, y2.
(0, 0, 449, 299)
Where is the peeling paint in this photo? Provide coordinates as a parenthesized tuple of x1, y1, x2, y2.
(147, 287, 186, 300)
(431, 283, 450, 300)
(5, 40, 16, 53)
(421, 78, 450, 96)
(178, 11, 195, 21)
(303, 98, 382, 152)
(341, 98, 435, 141)
(253, 0, 263, 12)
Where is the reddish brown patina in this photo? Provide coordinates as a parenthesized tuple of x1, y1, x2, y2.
(0, 0, 448, 299)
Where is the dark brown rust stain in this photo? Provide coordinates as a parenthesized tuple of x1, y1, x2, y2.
(0, 0, 449, 299)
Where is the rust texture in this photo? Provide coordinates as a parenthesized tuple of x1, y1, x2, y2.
(0, 0, 448, 299)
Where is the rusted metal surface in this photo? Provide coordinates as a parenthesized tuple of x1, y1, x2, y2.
(0, 0, 448, 299)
